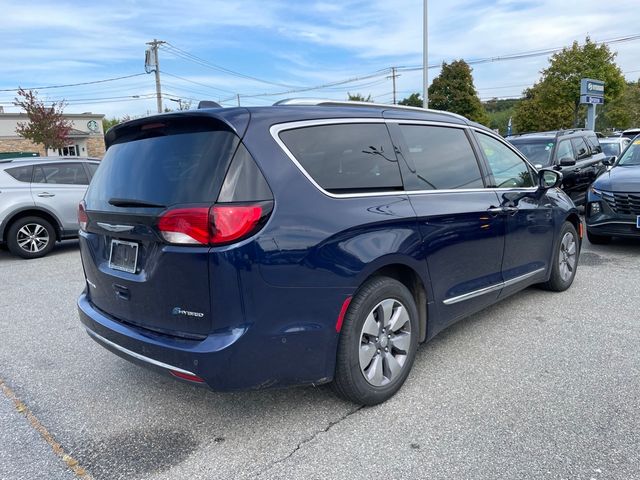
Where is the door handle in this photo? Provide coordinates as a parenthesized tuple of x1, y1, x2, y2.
(487, 207, 504, 216)
(503, 206, 519, 215)
(37, 192, 55, 198)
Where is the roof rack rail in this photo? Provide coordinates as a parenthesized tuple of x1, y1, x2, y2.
(273, 98, 468, 121)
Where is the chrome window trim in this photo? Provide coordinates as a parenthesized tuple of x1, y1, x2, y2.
(270, 119, 540, 199)
(86, 329, 197, 376)
(443, 268, 546, 305)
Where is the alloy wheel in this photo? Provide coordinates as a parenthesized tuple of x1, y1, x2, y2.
(558, 232, 577, 282)
(359, 298, 412, 387)
(16, 223, 50, 253)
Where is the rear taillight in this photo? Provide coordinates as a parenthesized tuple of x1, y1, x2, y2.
(78, 201, 88, 231)
(210, 205, 263, 244)
(157, 207, 210, 244)
(157, 202, 271, 246)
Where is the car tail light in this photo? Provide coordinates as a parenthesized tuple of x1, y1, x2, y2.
(78, 201, 88, 231)
(157, 202, 271, 246)
(210, 205, 264, 245)
(158, 207, 210, 244)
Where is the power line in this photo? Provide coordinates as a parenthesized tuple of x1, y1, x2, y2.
(161, 43, 304, 89)
(162, 71, 235, 95)
(0, 73, 147, 92)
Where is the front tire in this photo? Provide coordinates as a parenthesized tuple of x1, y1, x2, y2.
(540, 221, 579, 292)
(7, 216, 56, 259)
(333, 277, 419, 405)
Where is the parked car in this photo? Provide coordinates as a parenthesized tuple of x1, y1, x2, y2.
(621, 127, 640, 140)
(0, 157, 100, 258)
(599, 136, 631, 159)
(507, 129, 607, 205)
(77, 101, 581, 405)
(586, 136, 640, 243)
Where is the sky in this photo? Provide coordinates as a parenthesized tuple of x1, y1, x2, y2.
(1, 0, 640, 119)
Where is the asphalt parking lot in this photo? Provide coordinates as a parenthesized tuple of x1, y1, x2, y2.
(1, 237, 639, 480)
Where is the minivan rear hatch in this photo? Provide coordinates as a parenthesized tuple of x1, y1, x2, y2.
(80, 114, 243, 338)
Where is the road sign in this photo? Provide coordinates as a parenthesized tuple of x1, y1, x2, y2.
(580, 78, 605, 98)
(580, 95, 604, 105)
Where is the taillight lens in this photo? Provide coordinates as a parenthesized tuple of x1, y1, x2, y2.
(157, 207, 210, 245)
(210, 205, 263, 245)
(157, 202, 271, 246)
(78, 201, 88, 231)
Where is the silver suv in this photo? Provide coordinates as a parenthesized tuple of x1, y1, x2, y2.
(0, 157, 99, 258)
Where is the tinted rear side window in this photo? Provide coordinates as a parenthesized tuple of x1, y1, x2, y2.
(5, 165, 33, 182)
(279, 123, 402, 193)
(33, 163, 89, 185)
(85, 125, 239, 211)
(397, 125, 484, 190)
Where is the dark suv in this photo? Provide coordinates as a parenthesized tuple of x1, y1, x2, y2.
(78, 101, 581, 405)
(507, 129, 607, 205)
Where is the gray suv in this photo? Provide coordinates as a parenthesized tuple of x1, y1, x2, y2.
(0, 157, 99, 258)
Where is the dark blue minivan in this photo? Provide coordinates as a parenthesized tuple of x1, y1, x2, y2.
(78, 101, 581, 405)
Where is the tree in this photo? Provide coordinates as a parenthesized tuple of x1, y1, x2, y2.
(398, 93, 423, 107)
(513, 38, 625, 132)
(347, 93, 372, 102)
(102, 117, 121, 132)
(598, 80, 640, 131)
(427, 60, 489, 125)
(484, 98, 521, 134)
(13, 89, 72, 154)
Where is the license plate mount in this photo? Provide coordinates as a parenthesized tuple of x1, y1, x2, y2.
(108, 239, 139, 274)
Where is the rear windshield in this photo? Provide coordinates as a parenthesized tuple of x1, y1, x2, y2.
(85, 125, 239, 212)
(508, 139, 554, 167)
(600, 143, 620, 157)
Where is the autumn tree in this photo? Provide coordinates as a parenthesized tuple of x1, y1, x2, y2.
(398, 92, 423, 107)
(513, 38, 625, 132)
(427, 60, 489, 125)
(13, 89, 72, 154)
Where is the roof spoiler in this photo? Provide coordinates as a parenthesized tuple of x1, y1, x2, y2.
(197, 100, 222, 109)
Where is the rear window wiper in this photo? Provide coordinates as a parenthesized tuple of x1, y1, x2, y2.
(108, 198, 166, 208)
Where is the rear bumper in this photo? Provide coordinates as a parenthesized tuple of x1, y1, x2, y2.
(78, 292, 337, 390)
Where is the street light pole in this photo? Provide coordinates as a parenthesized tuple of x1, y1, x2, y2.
(423, 0, 429, 109)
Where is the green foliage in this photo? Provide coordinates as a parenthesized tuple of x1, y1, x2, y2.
(102, 117, 121, 132)
(513, 38, 625, 132)
(398, 92, 423, 107)
(484, 98, 520, 134)
(347, 93, 372, 102)
(427, 60, 489, 125)
(598, 80, 640, 131)
(13, 88, 72, 153)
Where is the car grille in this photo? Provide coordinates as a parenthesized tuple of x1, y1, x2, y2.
(601, 191, 640, 215)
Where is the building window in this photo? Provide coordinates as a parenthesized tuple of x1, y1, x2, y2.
(58, 145, 80, 156)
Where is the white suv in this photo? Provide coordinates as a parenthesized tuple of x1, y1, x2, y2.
(0, 157, 99, 258)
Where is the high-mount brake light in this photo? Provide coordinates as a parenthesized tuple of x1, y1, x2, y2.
(78, 201, 88, 231)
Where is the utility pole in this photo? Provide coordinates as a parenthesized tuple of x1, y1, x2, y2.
(237, 94, 241, 106)
(146, 39, 166, 114)
(387, 67, 400, 104)
(423, 0, 429, 108)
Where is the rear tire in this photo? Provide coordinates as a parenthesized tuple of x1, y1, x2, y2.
(332, 276, 419, 406)
(7, 216, 56, 259)
(587, 230, 611, 245)
(540, 221, 579, 292)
